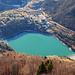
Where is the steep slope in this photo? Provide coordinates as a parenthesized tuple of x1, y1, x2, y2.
(42, 0, 75, 31)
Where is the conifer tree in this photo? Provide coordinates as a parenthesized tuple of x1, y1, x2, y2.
(45, 60, 49, 66)
(47, 61, 54, 73)
(37, 62, 47, 75)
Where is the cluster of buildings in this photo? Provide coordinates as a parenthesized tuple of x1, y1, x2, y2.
(27, 14, 56, 33)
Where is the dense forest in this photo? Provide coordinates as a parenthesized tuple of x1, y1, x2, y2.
(42, 0, 75, 31)
(0, 18, 36, 38)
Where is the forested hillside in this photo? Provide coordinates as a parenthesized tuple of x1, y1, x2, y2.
(42, 0, 75, 31)
(0, 18, 36, 38)
(0, 51, 75, 75)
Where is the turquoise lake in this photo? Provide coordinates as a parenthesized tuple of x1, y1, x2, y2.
(4, 33, 75, 57)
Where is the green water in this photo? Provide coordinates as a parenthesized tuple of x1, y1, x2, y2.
(4, 33, 75, 57)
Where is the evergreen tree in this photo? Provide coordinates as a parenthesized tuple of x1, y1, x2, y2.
(47, 61, 54, 73)
(45, 60, 49, 66)
(37, 62, 47, 75)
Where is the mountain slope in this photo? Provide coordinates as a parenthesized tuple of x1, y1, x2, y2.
(42, 0, 75, 31)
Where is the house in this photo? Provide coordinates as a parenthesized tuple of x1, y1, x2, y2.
(1, 21, 4, 25)
(46, 21, 49, 25)
(49, 23, 53, 25)
(46, 28, 50, 32)
(42, 25, 47, 27)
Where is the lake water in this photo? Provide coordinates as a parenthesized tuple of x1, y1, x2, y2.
(4, 33, 75, 57)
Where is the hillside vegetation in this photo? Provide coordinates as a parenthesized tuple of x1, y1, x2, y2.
(42, 0, 75, 31)
(0, 51, 75, 75)
(0, 18, 36, 38)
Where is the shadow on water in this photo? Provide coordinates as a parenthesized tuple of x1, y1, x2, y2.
(5, 31, 52, 42)
(6, 32, 28, 42)
(6, 32, 37, 41)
